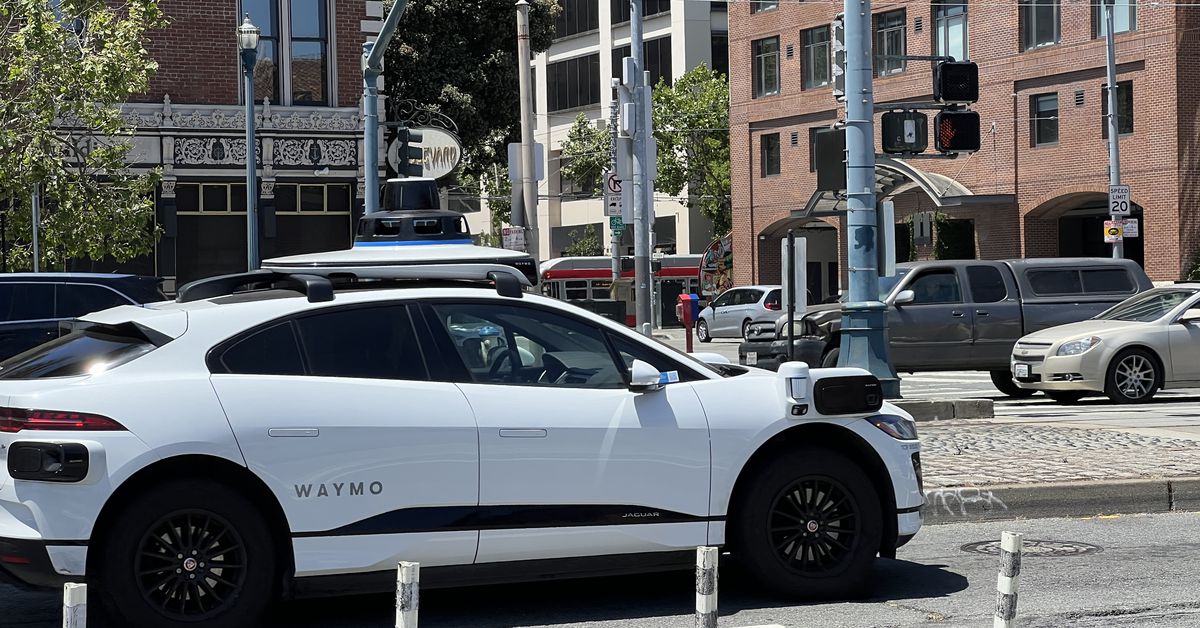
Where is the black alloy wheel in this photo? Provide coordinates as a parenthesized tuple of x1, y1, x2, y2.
(134, 510, 248, 621)
(768, 478, 860, 574)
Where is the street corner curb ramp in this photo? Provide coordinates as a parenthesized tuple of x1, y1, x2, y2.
(894, 398, 994, 421)
(922, 477, 1200, 525)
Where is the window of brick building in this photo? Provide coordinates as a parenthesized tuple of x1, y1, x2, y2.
(1020, 0, 1059, 51)
(874, 10, 906, 77)
(801, 26, 831, 89)
(1101, 81, 1134, 137)
(933, 0, 967, 61)
(760, 133, 781, 177)
(751, 0, 779, 14)
(1031, 93, 1058, 146)
(1093, 0, 1135, 38)
(240, 0, 332, 106)
(752, 36, 780, 98)
(547, 53, 601, 112)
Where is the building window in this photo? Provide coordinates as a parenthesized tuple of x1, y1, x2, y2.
(752, 36, 780, 98)
(874, 10, 906, 77)
(933, 0, 967, 61)
(711, 33, 729, 76)
(547, 53, 600, 112)
(558, 157, 599, 199)
(751, 0, 779, 13)
(555, 0, 599, 39)
(1031, 93, 1058, 146)
(1020, 0, 1060, 51)
(808, 127, 821, 172)
(611, 0, 669, 24)
(801, 26, 831, 89)
(1102, 80, 1134, 137)
(273, 183, 352, 213)
(241, 0, 332, 106)
(611, 37, 672, 87)
(1093, 0, 1135, 38)
(760, 133, 781, 177)
(710, 1, 727, 11)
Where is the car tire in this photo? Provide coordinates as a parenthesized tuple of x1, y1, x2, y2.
(742, 319, 753, 341)
(731, 448, 882, 600)
(94, 479, 278, 628)
(990, 370, 1036, 398)
(1104, 348, 1161, 404)
(1048, 391, 1087, 404)
(697, 319, 712, 343)
(821, 347, 840, 368)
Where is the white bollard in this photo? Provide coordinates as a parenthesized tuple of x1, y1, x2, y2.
(395, 561, 419, 628)
(695, 546, 718, 628)
(62, 582, 86, 628)
(994, 531, 1023, 628)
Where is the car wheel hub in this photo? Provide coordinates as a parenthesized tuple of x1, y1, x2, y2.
(134, 510, 247, 620)
(1116, 356, 1153, 397)
(768, 478, 860, 574)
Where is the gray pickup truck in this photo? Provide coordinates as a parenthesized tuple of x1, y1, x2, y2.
(738, 258, 1153, 396)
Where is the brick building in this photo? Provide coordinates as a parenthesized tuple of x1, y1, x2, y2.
(113, 0, 382, 291)
(729, 0, 1200, 295)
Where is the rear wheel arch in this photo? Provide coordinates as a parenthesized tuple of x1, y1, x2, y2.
(725, 423, 898, 556)
(88, 455, 295, 591)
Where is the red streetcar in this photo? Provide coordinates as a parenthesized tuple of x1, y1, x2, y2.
(540, 255, 703, 327)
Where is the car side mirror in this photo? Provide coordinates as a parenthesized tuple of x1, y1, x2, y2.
(1180, 309, 1200, 325)
(628, 359, 664, 392)
(894, 290, 915, 306)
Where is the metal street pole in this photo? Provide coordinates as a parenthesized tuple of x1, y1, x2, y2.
(1104, 0, 1124, 260)
(30, 185, 39, 273)
(630, 0, 652, 335)
(609, 81, 621, 282)
(238, 16, 261, 270)
(361, 1, 409, 215)
(840, 0, 899, 396)
(515, 0, 540, 260)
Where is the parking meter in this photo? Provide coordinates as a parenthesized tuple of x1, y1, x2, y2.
(677, 293, 701, 353)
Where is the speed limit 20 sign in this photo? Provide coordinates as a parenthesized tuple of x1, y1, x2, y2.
(1109, 184, 1131, 216)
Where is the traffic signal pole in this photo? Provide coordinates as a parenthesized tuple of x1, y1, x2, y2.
(515, 0, 539, 260)
(361, 0, 408, 215)
(1104, 0, 1125, 260)
(840, 0, 899, 397)
(630, 0, 653, 335)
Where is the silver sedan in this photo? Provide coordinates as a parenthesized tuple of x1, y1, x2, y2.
(1011, 284, 1200, 403)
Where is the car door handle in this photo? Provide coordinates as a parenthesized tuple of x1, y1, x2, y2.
(499, 429, 547, 438)
(268, 428, 319, 438)
(976, 310, 990, 316)
(951, 310, 965, 317)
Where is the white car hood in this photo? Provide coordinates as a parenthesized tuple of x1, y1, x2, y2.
(1021, 318, 1148, 343)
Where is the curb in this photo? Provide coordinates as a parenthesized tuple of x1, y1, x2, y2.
(922, 477, 1200, 525)
(895, 398, 995, 421)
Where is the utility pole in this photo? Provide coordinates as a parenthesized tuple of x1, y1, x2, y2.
(30, 185, 39, 273)
(839, 0, 899, 396)
(1104, 0, 1124, 260)
(630, 0, 652, 335)
(515, 0, 539, 259)
(609, 80, 621, 282)
(361, 1, 409, 215)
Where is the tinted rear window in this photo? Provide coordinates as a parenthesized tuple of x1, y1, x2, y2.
(219, 322, 305, 375)
(1027, 270, 1083, 296)
(0, 325, 158, 379)
(1081, 268, 1135, 294)
(0, 283, 54, 322)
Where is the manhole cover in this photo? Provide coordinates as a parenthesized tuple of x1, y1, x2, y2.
(961, 539, 1103, 557)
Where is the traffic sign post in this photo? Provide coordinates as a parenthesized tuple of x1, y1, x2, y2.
(1109, 184, 1131, 216)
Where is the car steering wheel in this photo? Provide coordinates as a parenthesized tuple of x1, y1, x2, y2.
(488, 350, 515, 380)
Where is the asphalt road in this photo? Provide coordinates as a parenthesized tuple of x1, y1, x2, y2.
(9, 513, 1200, 627)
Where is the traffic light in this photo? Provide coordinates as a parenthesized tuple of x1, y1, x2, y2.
(398, 127, 424, 177)
(831, 14, 845, 102)
(933, 110, 981, 153)
(813, 126, 846, 192)
(934, 61, 979, 104)
(881, 111, 928, 154)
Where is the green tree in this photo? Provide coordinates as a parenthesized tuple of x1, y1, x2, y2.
(557, 67, 731, 235)
(562, 224, 603, 257)
(383, 0, 558, 179)
(0, 0, 165, 271)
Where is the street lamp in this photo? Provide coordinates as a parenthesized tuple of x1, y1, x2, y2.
(238, 15, 261, 270)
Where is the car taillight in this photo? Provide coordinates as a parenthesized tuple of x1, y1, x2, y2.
(765, 301, 781, 310)
(0, 408, 125, 433)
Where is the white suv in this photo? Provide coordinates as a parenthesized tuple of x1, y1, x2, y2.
(0, 257, 922, 628)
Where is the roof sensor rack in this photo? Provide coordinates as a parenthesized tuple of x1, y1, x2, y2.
(176, 270, 334, 304)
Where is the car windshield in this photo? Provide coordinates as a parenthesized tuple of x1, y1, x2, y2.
(1095, 288, 1200, 322)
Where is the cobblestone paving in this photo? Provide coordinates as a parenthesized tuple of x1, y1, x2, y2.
(919, 420, 1200, 488)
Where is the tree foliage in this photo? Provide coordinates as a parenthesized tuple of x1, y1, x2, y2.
(557, 66, 731, 235)
(0, 0, 165, 271)
(383, 0, 558, 179)
(562, 223, 602, 257)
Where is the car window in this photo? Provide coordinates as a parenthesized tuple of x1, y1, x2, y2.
(219, 322, 305, 375)
(713, 291, 736, 307)
(908, 270, 962, 305)
(608, 332, 704, 383)
(0, 323, 159, 379)
(764, 289, 781, 308)
(1028, 270, 1082, 296)
(1096, 288, 1199, 322)
(1081, 268, 1135, 294)
(55, 284, 133, 319)
(295, 305, 427, 380)
(0, 283, 54, 322)
(966, 266, 1007, 304)
(429, 302, 625, 389)
(742, 289, 765, 305)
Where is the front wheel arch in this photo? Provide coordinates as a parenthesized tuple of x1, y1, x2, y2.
(88, 455, 296, 595)
(1104, 344, 1166, 401)
(725, 423, 898, 557)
